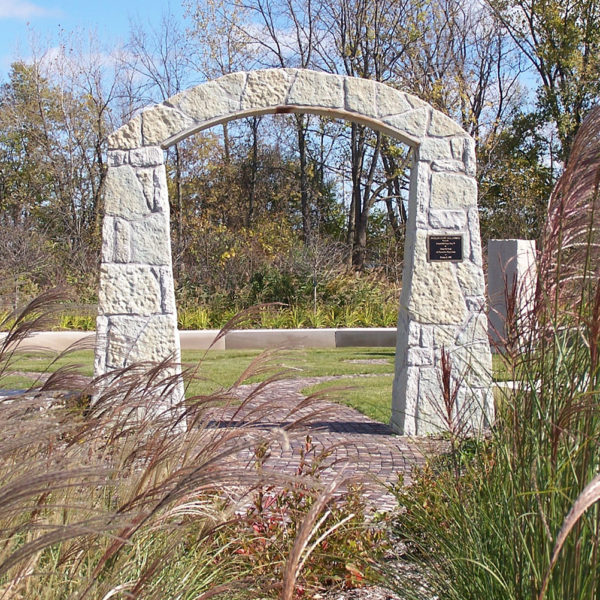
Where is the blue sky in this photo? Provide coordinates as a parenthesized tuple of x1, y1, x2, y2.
(0, 0, 186, 77)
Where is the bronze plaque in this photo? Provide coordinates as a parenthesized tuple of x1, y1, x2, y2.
(427, 235, 463, 262)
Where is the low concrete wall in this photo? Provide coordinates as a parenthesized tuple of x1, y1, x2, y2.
(3, 328, 397, 352)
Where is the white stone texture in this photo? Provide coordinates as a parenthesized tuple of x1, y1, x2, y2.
(105, 315, 180, 368)
(142, 105, 195, 146)
(287, 70, 344, 108)
(107, 115, 142, 150)
(108, 150, 128, 167)
(134, 169, 155, 213)
(428, 209, 467, 230)
(375, 85, 413, 118)
(430, 172, 477, 209)
(407, 346, 434, 366)
(428, 110, 465, 137)
(431, 159, 467, 174)
(411, 159, 431, 228)
(98, 264, 162, 316)
(345, 77, 377, 117)
(130, 146, 164, 167)
(130, 215, 171, 265)
(169, 72, 246, 124)
(390, 365, 419, 434)
(419, 138, 453, 162)
(94, 315, 108, 375)
(383, 108, 430, 140)
(113, 219, 131, 263)
(455, 259, 486, 296)
(152, 167, 170, 213)
(487, 239, 537, 347)
(405, 233, 467, 325)
(159, 269, 177, 315)
(433, 325, 458, 349)
(467, 207, 484, 266)
(104, 165, 149, 217)
(463, 137, 477, 176)
(243, 69, 292, 109)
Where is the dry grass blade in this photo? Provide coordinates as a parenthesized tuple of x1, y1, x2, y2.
(538, 473, 600, 600)
(280, 475, 344, 600)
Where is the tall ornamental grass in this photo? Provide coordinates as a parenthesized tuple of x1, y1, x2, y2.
(0, 291, 380, 599)
(390, 108, 600, 599)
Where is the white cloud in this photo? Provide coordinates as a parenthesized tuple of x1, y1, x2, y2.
(0, 0, 59, 20)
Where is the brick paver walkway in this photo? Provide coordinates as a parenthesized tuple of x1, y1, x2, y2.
(208, 376, 444, 511)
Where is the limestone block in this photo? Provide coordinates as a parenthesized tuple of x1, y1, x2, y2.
(153, 166, 170, 213)
(142, 104, 195, 147)
(449, 343, 493, 387)
(98, 264, 162, 316)
(94, 315, 108, 375)
(100, 216, 115, 264)
(450, 137, 464, 159)
(405, 233, 467, 324)
(467, 208, 484, 266)
(114, 219, 131, 263)
(108, 150, 128, 167)
(345, 77, 376, 117)
(135, 169, 155, 213)
(375, 85, 412, 117)
(428, 209, 467, 231)
(106, 314, 179, 367)
(456, 313, 489, 348)
(431, 160, 467, 174)
(419, 138, 453, 162)
(107, 115, 142, 150)
(104, 165, 150, 217)
(407, 346, 434, 366)
(243, 69, 292, 109)
(430, 172, 477, 209)
(428, 110, 465, 137)
(159, 269, 177, 315)
(383, 108, 430, 140)
(455, 260, 486, 296)
(416, 367, 446, 433)
(391, 365, 420, 434)
(287, 70, 344, 108)
(420, 325, 434, 348)
(433, 325, 457, 349)
(463, 138, 477, 176)
(407, 321, 422, 347)
(130, 215, 171, 265)
(130, 146, 164, 167)
(411, 159, 432, 220)
(405, 93, 429, 110)
(169, 73, 246, 124)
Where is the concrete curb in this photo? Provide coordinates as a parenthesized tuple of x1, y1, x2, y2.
(2, 328, 397, 352)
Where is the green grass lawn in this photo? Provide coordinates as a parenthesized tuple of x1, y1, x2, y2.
(1, 347, 508, 423)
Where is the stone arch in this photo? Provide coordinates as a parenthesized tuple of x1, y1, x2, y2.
(97, 68, 493, 435)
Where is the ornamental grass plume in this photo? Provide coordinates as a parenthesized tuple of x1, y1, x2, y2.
(0, 291, 368, 599)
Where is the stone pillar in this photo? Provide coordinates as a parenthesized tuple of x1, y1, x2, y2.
(94, 146, 184, 403)
(391, 143, 493, 435)
(487, 239, 537, 348)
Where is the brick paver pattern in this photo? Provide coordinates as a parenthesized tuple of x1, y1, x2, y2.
(205, 376, 442, 512)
